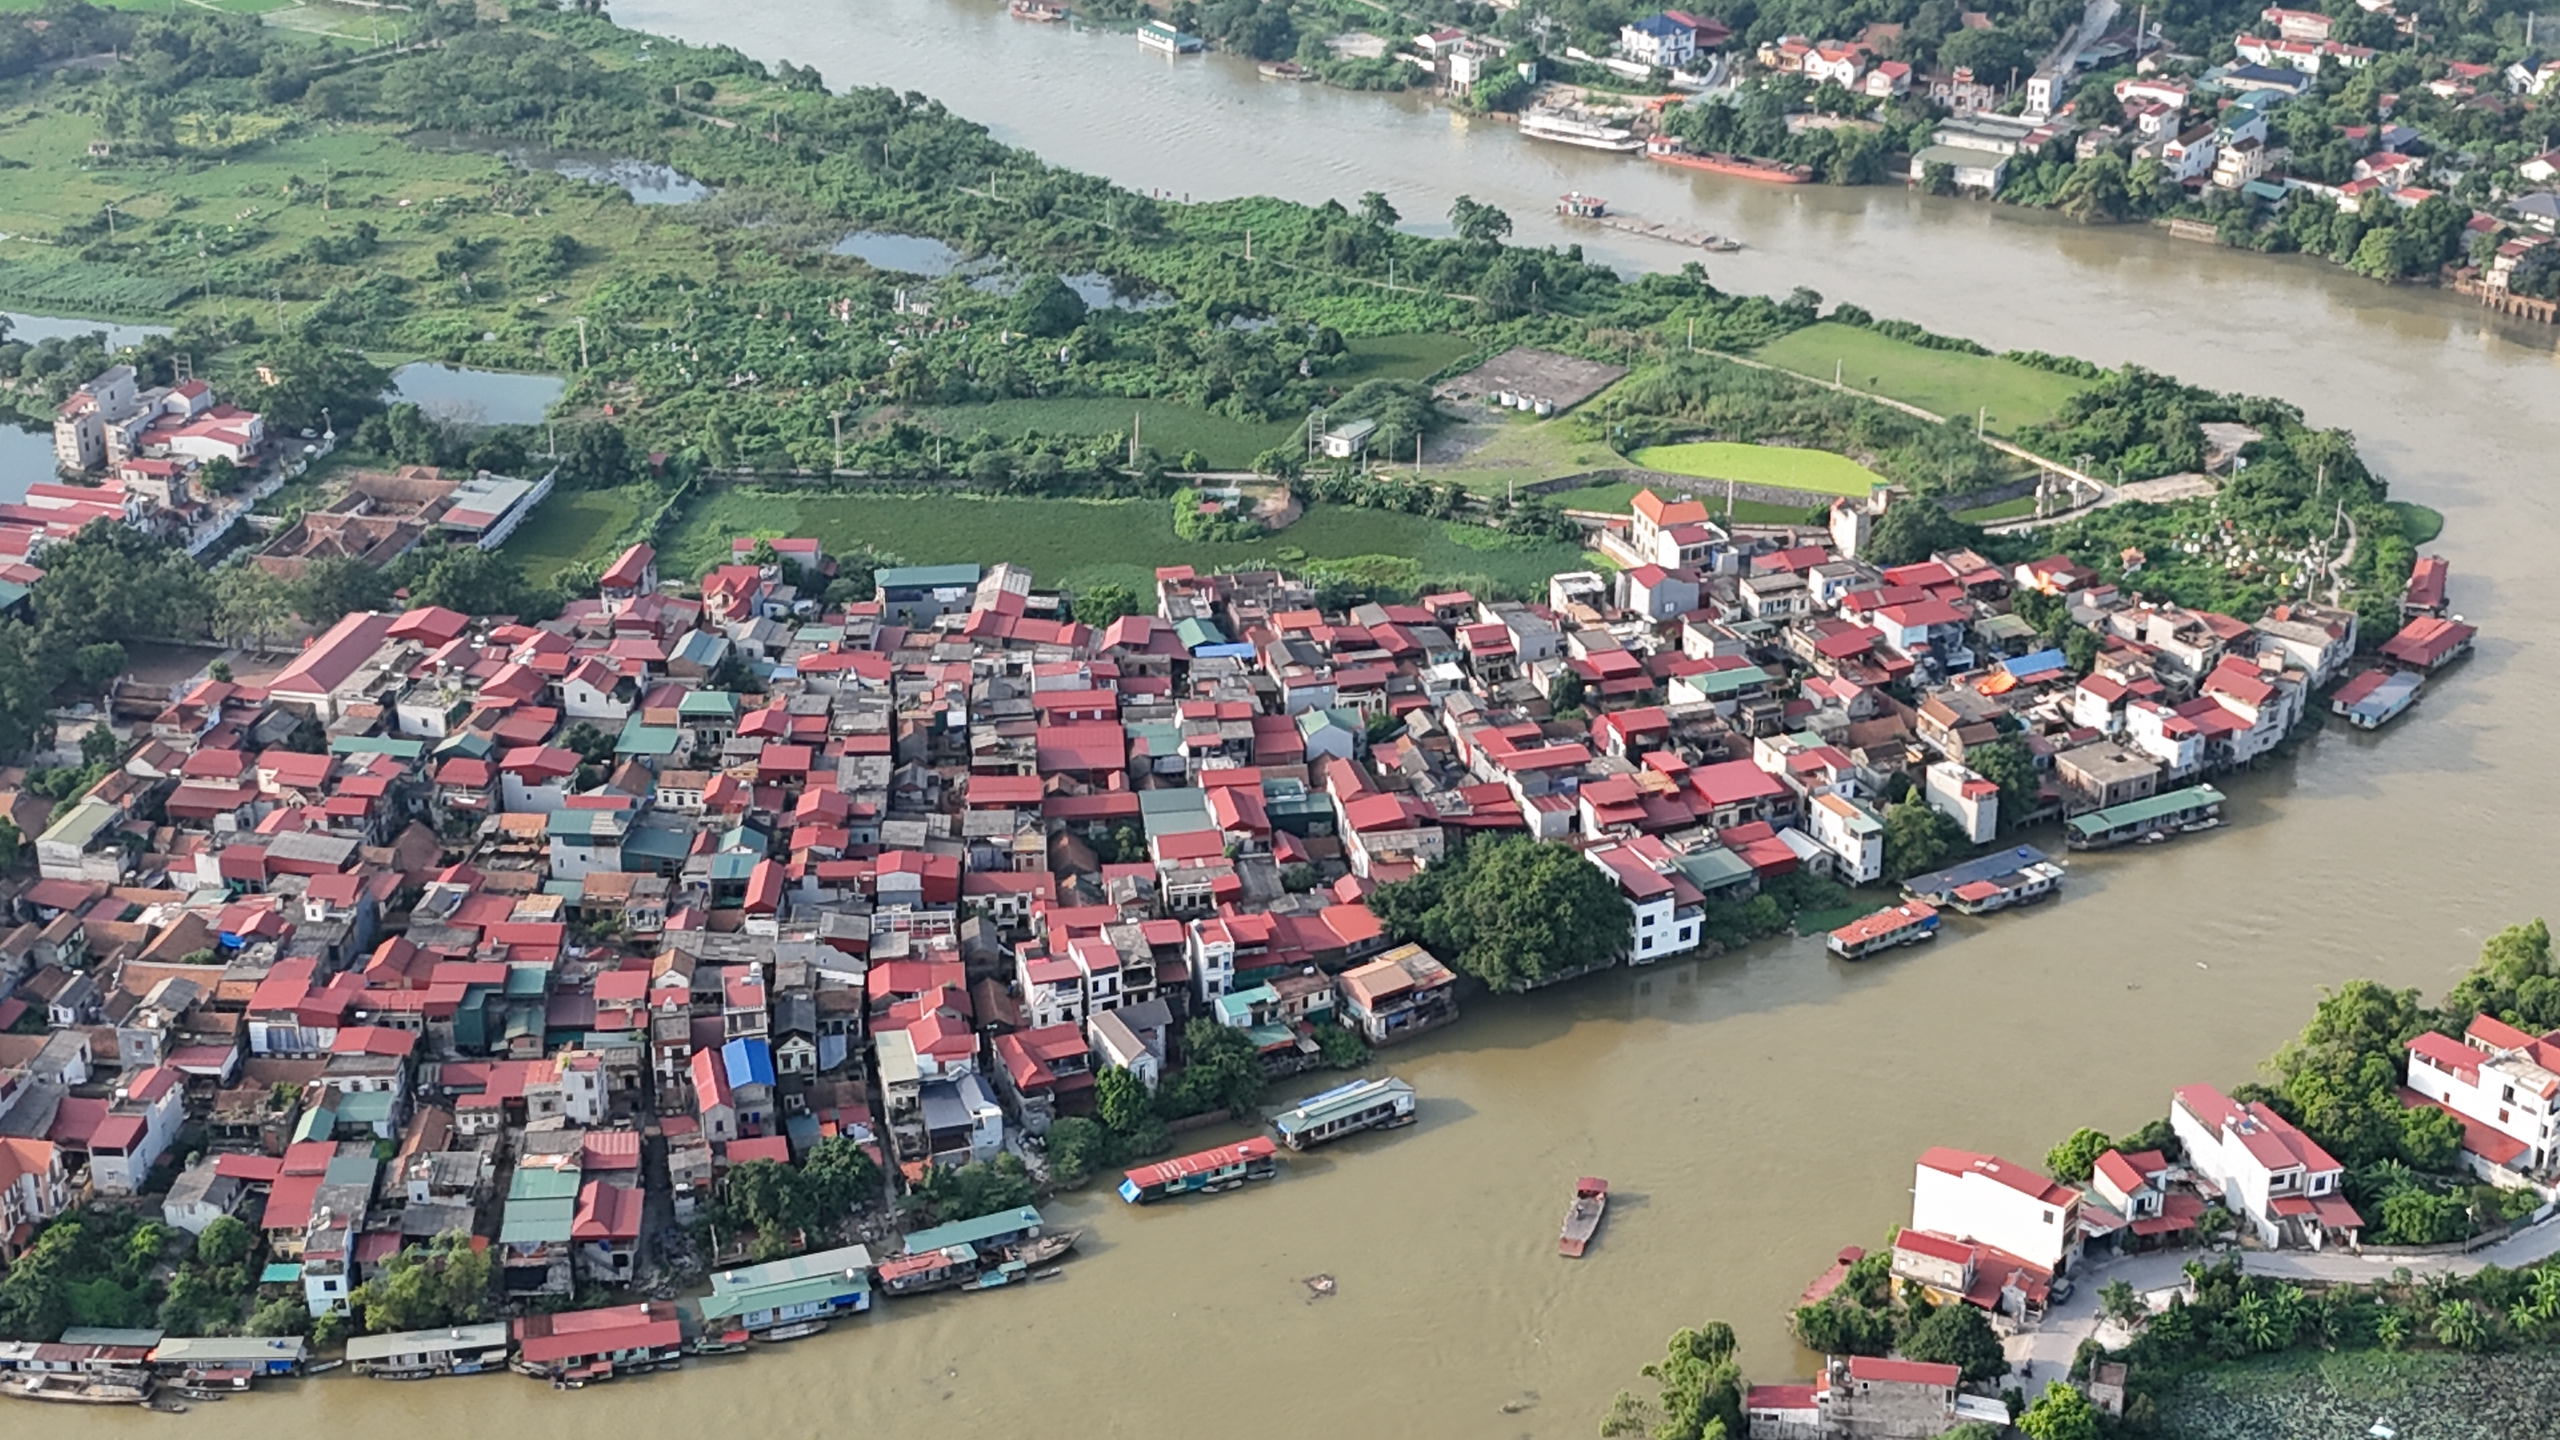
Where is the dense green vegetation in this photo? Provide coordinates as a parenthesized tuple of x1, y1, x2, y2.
(1369, 833, 1634, 989)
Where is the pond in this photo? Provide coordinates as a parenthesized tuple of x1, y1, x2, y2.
(411, 133, 713, 205)
(3, 310, 173, 350)
(386, 364, 568, 428)
(968, 271, 1173, 311)
(0, 424, 58, 505)
(830, 230, 965, 275)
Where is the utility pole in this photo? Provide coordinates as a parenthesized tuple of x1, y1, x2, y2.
(831, 410, 845, 471)
(577, 316, 591, 371)
(102, 202, 116, 239)
(1687, 316, 1695, 352)
(1977, 405, 1986, 440)
(1244, 230, 1252, 264)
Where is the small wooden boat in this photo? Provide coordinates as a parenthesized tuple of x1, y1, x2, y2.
(1256, 59, 1312, 80)
(758, 1319, 829, 1343)
(1005, 1230, 1080, 1268)
(304, 1359, 346, 1375)
(1007, 0, 1068, 19)
(685, 1331, 751, 1356)
(1559, 1176, 1609, 1257)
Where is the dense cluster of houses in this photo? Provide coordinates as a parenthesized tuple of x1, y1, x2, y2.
(0, 473, 2470, 1386)
(39, 365, 267, 552)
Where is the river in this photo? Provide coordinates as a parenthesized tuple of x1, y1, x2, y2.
(59, 3, 2560, 1436)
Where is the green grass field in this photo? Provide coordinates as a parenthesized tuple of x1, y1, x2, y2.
(1566, 479, 1823, 525)
(907, 399, 1296, 471)
(654, 488, 1588, 597)
(507, 488, 653, 586)
(2389, 500, 2445, 545)
(1751, 323, 2092, 433)
(1627, 441, 1884, 496)
(1953, 495, 2038, 524)
(1330, 332, 1478, 383)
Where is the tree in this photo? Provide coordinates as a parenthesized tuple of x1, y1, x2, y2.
(1967, 739, 2041, 829)
(555, 421, 630, 489)
(1880, 798, 1961, 883)
(1371, 835, 1630, 989)
(1043, 1116, 1109, 1188)
(2054, 153, 2130, 224)
(1900, 1298, 2007, 1382)
(400, 541, 549, 618)
(1640, 1322, 1744, 1440)
(30, 521, 213, 648)
(1169, 1018, 1267, 1117)
(246, 331, 392, 432)
(1074, 582, 1140, 629)
(1014, 275, 1089, 338)
(1358, 190, 1399, 228)
(2016, 1381, 2100, 1440)
(2098, 1277, 2144, 1329)
(803, 1134, 881, 1218)
(1792, 1297, 1895, 1355)
(195, 1216, 254, 1268)
(294, 556, 394, 625)
(1866, 494, 1982, 567)
(212, 564, 298, 652)
(910, 1154, 1037, 1224)
(2044, 1127, 2113, 1184)
(1096, 1065, 1152, 1136)
(71, 642, 126, 689)
(1446, 194, 1512, 246)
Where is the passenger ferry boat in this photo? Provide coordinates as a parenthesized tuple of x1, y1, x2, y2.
(1518, 112, 1642, 153)
(1270, 1076, 1416, 1150)
(1119, 1136, 1279, 1203)
(1826, 901, 1940, 959)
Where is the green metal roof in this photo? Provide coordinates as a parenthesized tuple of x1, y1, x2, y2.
(697, 1272, 866, 1322)
(2065, 784, 2229, 838)
(498, 1195, 575, 1244)
(1687, 665, 1774, 697)
(617, 720, 684, 756)
(508, 1164, 584, 1201)
(331, 735, 425, 761)
(1673, 845, 1757, 893)
(707, 1244, 875, 1298)
(876, 563, 981, 589)
(259, 1262, 303, 1284)
(678, 691, 741, 719)
(621, 821, 692, 863)
(1173, 617, 1228, 650)
(899, 1206, 1043, 1256)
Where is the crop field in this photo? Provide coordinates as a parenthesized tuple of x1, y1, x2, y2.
(1330, 332, 1478, 382)
(506, 488, 654, 586)
(906, 399, 1297, 471)
(1751, 322, 2092, 433)
(1951, 495, 2037, 524)
(1626, 441, 1884, 496)
(1566, 479, 1827, 526)
(2160, 1348, 2560, 1440)
(656, 488, 1588, 597)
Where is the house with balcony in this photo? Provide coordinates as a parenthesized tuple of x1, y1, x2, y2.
(2404, 1015, 2560, 1180)
(2171, 1083, 2360, 1249)
(1334, 943, 1460, 1044)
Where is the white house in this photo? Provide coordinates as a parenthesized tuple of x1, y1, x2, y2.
(85, 1066, 187, 1195)
(1619, 13, 1696, 69)
(2171, 1083, 2360, 1249)
(2123, 700, 2205, 777)
(1910, 1146, 2083, 1273)
(1922, 761, 1999, 846)
(2404, 1015, 2560, 1177)
(1584, 836, 1705, 964)
(1807, 792, 1884, 884)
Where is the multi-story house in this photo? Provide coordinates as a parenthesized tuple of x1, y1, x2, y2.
(2171, 1083, 2360, 1249)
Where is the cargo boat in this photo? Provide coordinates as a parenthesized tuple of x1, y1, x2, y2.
(1559, 1177, 1609, 1257)
(877, 1231, 1079, 1296)
(1270, 1076, 1417, 1150)
(1644, 136, 1814, 183)
(1119, 1136, 1279, 1203)
(1826, 901, 1940, 959)
(7, 1372, 154, 1405)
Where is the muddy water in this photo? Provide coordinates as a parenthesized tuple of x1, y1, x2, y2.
(57, 2, 2560, 1436)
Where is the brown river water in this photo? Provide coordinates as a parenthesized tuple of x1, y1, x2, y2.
(59, 2, 2560, 1434)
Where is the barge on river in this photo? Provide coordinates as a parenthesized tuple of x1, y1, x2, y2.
(1271, 1076, 1417, 1150)
(2063, 785, 2227, 851)
(1827, 902, 1939, 959)
(6, 1371, 154, 1405)
(1900, 846, 2064, 915)
(346, 1323, 511, 1380)
(1120, 1136, 1279, 1203)
(1644, 135, 1815, 182)
(1559, 1177, 1609, 1257)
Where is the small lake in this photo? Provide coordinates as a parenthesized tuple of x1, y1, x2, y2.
(0, 425, 57, 505)
(411, 133, 713, 205)
(968, 271, 1173, 311)
(386, 364, 567, 428)
(831, 230, 965, 275)
(3, 310, 173, 350)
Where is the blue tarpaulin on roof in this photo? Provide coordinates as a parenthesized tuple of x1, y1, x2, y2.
(2002, 648, 2069, 679)
(723, 1037, 776, 1089)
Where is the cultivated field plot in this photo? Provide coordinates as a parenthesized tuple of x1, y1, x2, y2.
(1626, 441, 1884, 496)
(906, 399, 1296, 471)
(658, 489, 1588, 598)
(1752, 322, 2092, 433)
(1434, 347, 1627, 412)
